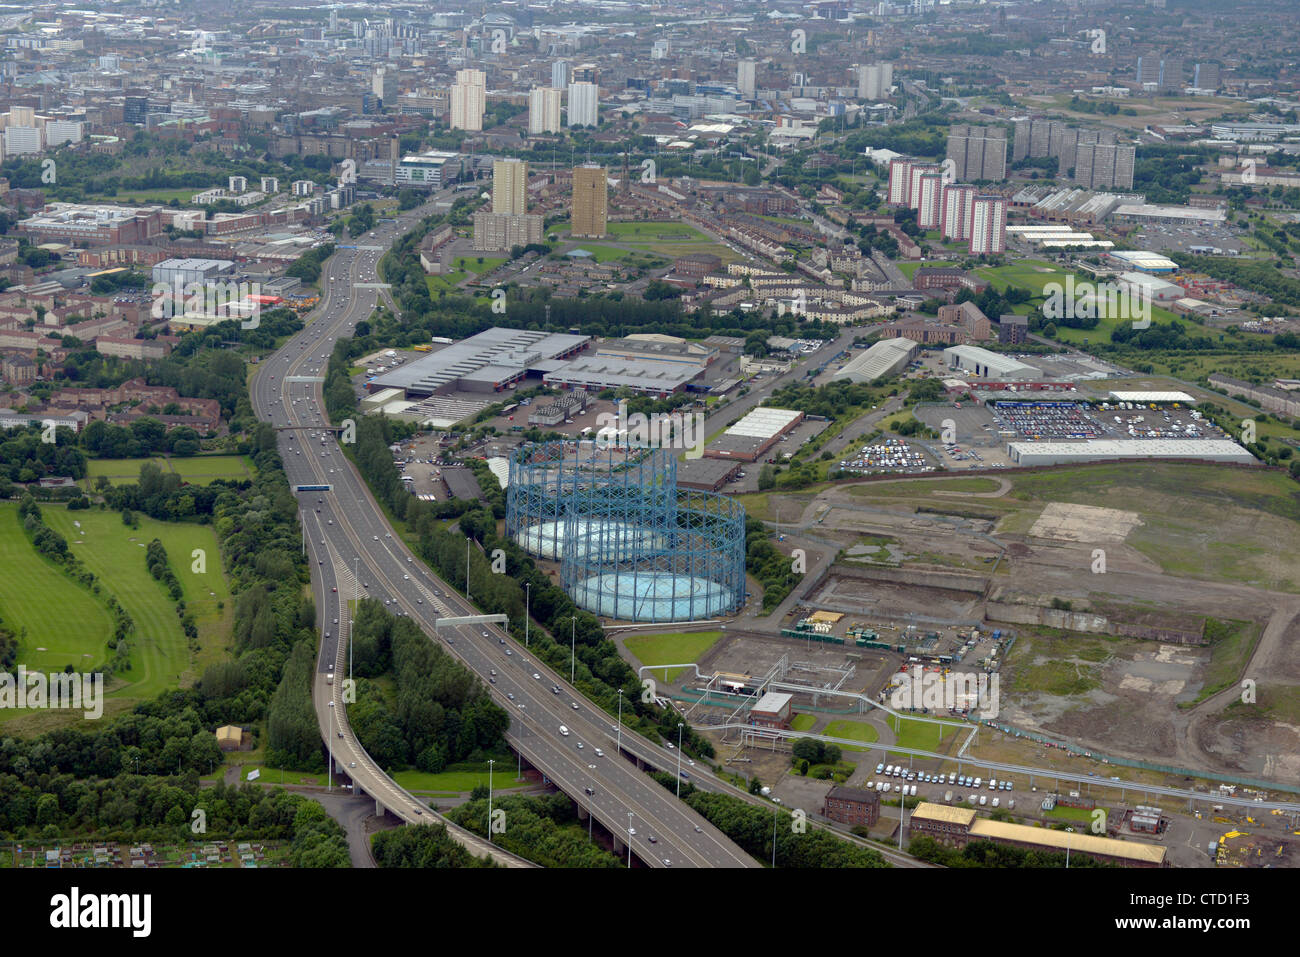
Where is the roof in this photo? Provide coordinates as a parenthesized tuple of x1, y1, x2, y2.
(968, 818, 1167, 864)
(724, 407, 803, 439)
(834, 337, 920, 382)
(911, 802, 977, 827)
(752, 691, 792, 714)
(1008, 439, 1256, 463)
(826, 785, 881, 805)
(1108, 391, 1195, 403)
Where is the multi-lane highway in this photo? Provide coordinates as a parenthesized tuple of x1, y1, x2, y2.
(249, 196, 757, 868)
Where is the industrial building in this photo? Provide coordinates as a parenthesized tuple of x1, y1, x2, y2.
(1107, 250, 1179, 274)
(705, 407, 805, 462)
(543, 355, 700, 396)
(675, 456, 742, 491)
(832, 337, 919, 383)
(367, 328, 590, 397)
(151, 257, 235, 287)
(909, 803, 1167, 867)
(395, 151, 462, 189)
(1006, 438, 1258, 467)
(748, 691, 793, 729)
(943, 345, 1037, 380)
(506, 441, 745, 622)
(18, 203, 164, 246)
(823, 786, 881, 827)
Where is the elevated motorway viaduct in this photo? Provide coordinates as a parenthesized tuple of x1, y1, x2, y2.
(250, 196, 759, 869)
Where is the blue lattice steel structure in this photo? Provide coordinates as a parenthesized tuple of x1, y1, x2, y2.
(506, 440, 745, 622)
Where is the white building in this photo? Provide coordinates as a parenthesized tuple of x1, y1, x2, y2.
(450, 68, 486, 131)
(528, 86, 562, 134)
(45, 120, 84, 147)
(567, 81, 599, 128)
(738, 59, 757, 99)
(3, 126, 41, 155)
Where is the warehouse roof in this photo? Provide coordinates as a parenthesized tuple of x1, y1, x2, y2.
(1108, 391, 1195, 403)
(968, 819, 1167, 865)
(724, 407, 803, 439)
(1008, 438, 1256, 464)
(833, 337, 918, 383)
(911, 803, 977, 827)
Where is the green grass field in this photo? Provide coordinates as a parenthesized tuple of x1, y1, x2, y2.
(790, 713, 817, 732)
(889, 716, 947, 756)
(448, 255, 506, 275)
(623, 630, 724, 683)
(0, 508, 115, 678)
(83, 455, 252, 489)
(605, 221, 708, 241)
(42, 507, 231, 695)
(391, 766, 533, 793)
(822, 719, 881, 751)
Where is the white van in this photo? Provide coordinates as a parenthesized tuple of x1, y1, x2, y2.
(973, 777, 982, 789)
(979, 795, 987, 806)
(558, 726, 570, 736)
(989, 778, 998, 790)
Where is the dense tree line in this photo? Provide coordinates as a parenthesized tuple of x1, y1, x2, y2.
(651, 774, 888, 867)
(0, 428, 87, 485)
(445, 794, 621, 868)
(145, 538, 184, 603)
(264, 640, 322, 772)
(0, 771, 347, 864)
(286, 244, 336, 285)
(745, 517, 802, 613)
(348, 610, 508, 773)
(907, 835, 1115, 868)
(371, 822, 497, 868)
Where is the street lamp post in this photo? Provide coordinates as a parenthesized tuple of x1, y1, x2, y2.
(1065, 827, 1073, 869)
(570, 616, 576, 684)
(676, 723, 684, 798)
(772, 797, 781, 868)
(487, 759, 495, 845)
(466, 537, 471, 599)
(327, 701, 334, 793)
(617, 689, 623, 754)
(627, 812, 633, 868)
(524, 582, 531, 647)
(351, 557, 357, 684)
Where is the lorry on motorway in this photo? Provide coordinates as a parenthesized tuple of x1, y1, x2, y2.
(327, 672, 334, 685)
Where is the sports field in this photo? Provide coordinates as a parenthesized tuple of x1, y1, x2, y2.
(0, 503, 232, 728)
(0, 508, 114, 677)
(624, 630, 723, 683)
(84, 455, 253, 488)
(43, 507, 232, 694)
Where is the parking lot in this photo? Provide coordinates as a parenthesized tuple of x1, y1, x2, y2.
(838, 439, 934, 474)
(990, 401, 1108, 439)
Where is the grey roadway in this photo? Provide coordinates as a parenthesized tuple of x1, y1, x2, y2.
(250, 197, 757, 869)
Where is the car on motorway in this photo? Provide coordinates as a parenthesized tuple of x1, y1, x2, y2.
(647, 835, 656, 844)
(533, 673, 541, 680)
(331, 587, 337, 593)
(505, 649, 512, 656)
(507, 693, 515, 701)
(571, 702, 579, 710)
(584, 787, 594, 796)
(627, 827, 636, 836)
(594, 748, 603, 757)
(558, 725, 570, 736)
(663, 859, 671, 867)
(576, 742, 583, 750)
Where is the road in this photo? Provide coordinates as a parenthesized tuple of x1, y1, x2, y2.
(249, 195, 757, 869)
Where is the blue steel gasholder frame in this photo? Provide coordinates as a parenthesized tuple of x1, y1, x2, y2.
(506, 440, 745, 622)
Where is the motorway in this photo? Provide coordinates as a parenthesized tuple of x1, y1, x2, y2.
(248, 194, 758, 869)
